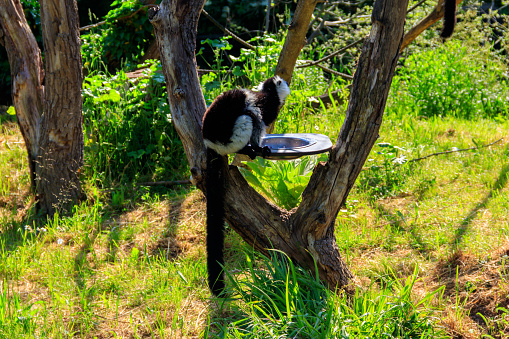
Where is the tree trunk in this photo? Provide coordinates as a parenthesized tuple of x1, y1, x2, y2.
(37, 0, 83, 215)
(150, 0, 409, 290)
(275, 0, 318, 84)
(0, 0, 44, 188)
(148, 0, 208, 189)
(0, 0, 83, 217)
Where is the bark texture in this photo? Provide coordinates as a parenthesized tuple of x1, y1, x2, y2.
(150, 0, 409, 290)
(37, 0, 84, 215)
(275, 0, 318, 84)
(0, 0, 83, 216)
(148, 0, 208, 185)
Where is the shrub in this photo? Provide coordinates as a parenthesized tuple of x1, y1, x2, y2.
(82, 61, 187, 185)
(389, 36, 509, 120)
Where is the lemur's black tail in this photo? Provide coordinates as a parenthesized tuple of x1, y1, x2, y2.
(441, 0, 457, 38)
(205, 148, 226, 296)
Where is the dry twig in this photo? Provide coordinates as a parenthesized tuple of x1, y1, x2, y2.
(408, 138, 504, 163)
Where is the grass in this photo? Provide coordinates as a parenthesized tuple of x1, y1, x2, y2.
(1, 6, 509, 337)
(1, 101, 509, 338)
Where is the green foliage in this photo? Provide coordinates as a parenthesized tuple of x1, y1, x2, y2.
(208, 250, 446, 338)
(390, 40, 509, 120)
(202, 1, 268, 34)
(239, 154, 326, 210)
(358, 143, 411, 200)
(198, 34, 288, 104)
(0, 285, 40, 338)
(81, 0, 153, 71)
(82, 60, 187, 184)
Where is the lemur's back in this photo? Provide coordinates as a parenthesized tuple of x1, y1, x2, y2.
(202, 89, 250, 145)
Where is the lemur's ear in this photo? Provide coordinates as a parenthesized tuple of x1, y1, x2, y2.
(276, 79, 282, 85)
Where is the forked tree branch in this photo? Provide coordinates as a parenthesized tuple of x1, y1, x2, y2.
(150, 0, 409, 290)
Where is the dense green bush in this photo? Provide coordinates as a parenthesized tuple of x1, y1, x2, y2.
(389, 40, 509, 120)
(81, 0, 153, 72)
(389, 7, 509, 121)
(82, 61, 187, 185)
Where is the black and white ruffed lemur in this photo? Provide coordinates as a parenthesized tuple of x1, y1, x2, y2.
(201, 76, 291, 296)
(441, 0, 458, 38)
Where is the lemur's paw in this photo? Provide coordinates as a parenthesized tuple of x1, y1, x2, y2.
(237, 145, 257, 160)
(262, 146, 272, 158)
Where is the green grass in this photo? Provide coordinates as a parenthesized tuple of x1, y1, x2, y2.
(207, 250, 446, 338)
(2, 101, 509, 338)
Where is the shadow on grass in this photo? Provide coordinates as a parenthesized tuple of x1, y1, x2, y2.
(101, 184, 191, 262)
(74, 230, 100, 291)
(149, 197, 186, 261)
(450, 163, 509, 250)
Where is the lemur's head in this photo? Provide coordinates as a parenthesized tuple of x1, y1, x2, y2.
(258, 76, 291, 106)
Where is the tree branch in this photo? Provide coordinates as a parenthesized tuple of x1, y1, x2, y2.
(296, 38, 364, 69)
(136, 180, 191, 187)
(275, 0, 319, 83)
(0, 0, 44, 189)
(314, 63, 354, 79)
(292, 0, 410, 286)
(408, 138, 503, 163)
(79, 5, 156, 32)
(201, 9, 256, 51)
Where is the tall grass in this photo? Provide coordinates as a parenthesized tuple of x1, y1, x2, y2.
(207, 250, 446, 339)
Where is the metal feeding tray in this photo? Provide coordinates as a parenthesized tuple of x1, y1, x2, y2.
(261, 133, 333, 160)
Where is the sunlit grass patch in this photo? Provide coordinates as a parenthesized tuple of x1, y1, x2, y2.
(0, 122, 30, 220)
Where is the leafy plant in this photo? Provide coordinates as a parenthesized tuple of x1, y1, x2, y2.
(82, 60, 187, 184)
(358, 142, 410, 200)
(81, 0, 154, 71)
(389, 39, 509, 120)
(240, 154, 327, 210)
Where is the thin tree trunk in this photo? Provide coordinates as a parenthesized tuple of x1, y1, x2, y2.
(0, 0, 83, 216)
(275, 0, 318, 84)
(150, 0, 409, 290)
(0, 0, 44, 187)
(148, 0, 208, 187)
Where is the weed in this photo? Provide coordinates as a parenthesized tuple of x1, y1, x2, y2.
(358, 142, 410, 200)
(240, 154, 327, 210)
(390, 40, 509, 120)
(82, 60, 187, 185)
